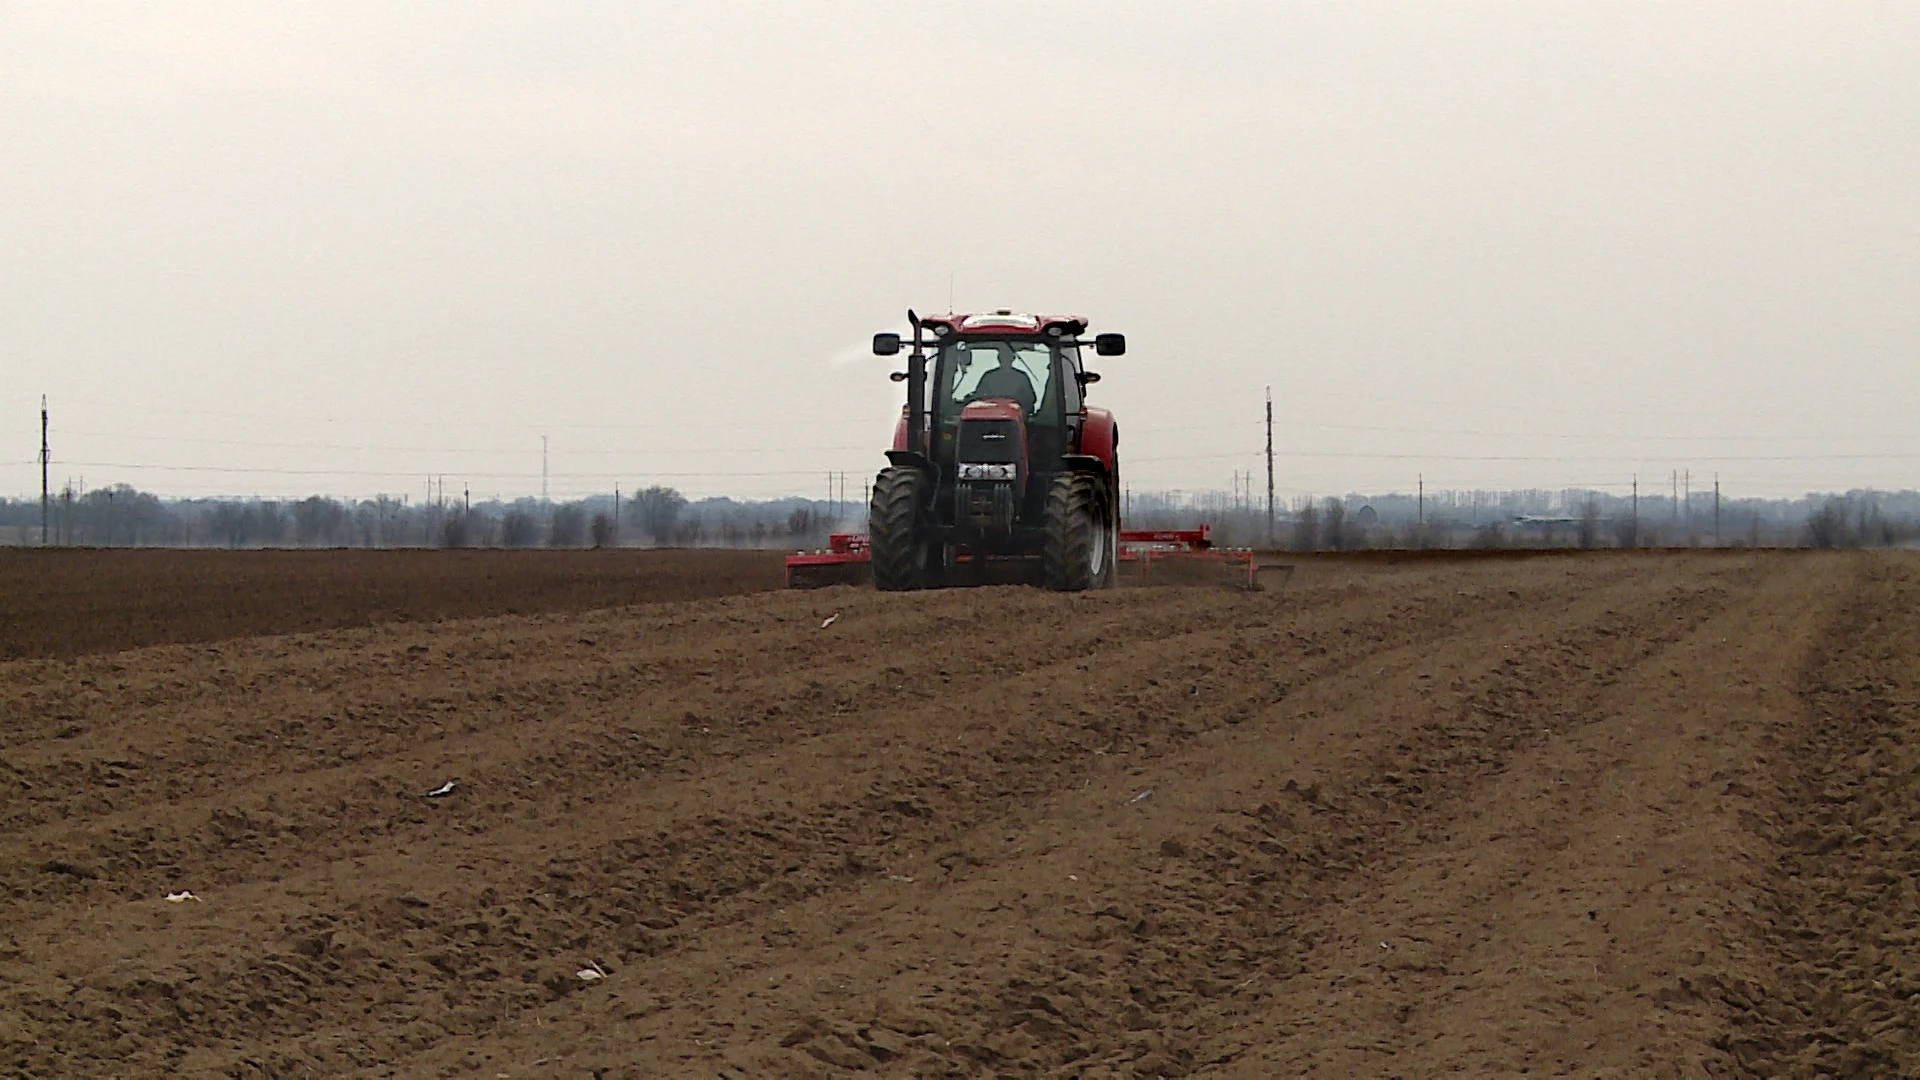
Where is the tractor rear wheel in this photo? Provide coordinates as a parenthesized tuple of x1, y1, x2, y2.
(869, 466, 937, 591)
(1043, 473, 1114, 591)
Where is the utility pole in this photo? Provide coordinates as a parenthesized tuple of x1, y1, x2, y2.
(1632, 474, 1639, 548)
(1684, 469, 1691, 537)
(541, 437, 549, 504)
(1418, 473, 1424, 528)
(1713, 473, 1721, 546)
(1671, 469, 1678, 525)
(40, 396, 50, 546)
(613, 483, 620, 547)
(1264, 386, 1274, 549)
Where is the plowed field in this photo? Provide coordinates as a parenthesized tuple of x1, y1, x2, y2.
(0, 548, 786, 661)
(4, 551, 1918, 1078)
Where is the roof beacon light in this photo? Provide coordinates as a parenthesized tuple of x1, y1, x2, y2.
(960, 311, 1040, 331)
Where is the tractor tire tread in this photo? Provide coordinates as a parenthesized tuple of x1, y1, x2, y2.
(1043, 473, 1103, 592)
(869, 466, 929, 591)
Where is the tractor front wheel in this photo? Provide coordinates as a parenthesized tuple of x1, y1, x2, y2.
(869, 466, 937, 591)
(1043, 473, 1115, 592)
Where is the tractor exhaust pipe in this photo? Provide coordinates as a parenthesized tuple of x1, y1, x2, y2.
(906, 309, 928, 458)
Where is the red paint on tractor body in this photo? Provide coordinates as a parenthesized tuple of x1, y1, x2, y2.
(958, 398, 1031, 496)
(1078, 407, 1118, 475)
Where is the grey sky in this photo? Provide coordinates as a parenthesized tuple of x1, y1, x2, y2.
(4, 2, 1916, 502)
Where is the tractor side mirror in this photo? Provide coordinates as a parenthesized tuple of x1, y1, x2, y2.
(873, 333, 902, 356)
(1094, 333, 1126, 356)
(1076, 371, 1102, 385)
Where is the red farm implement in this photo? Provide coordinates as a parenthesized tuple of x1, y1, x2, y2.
(782, 534, 873, 589)
(784, 526, 1259, 589)
(1114, 525, 1259, 588)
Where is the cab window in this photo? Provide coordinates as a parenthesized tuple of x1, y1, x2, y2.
(939, 341, 1051, 415)
(1058, 345, 1083, 415)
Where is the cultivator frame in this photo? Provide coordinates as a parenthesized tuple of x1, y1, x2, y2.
(1114, 525, 1259, 587)
(784, 526, 1257, 589)
(782, 534, 872, 589)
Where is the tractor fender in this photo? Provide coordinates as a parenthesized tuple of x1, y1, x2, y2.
(890, 409, 933, 453)
(1078, 408, 1118, 473)
(1059, 454, 1111, 481)
(884, 449, 935, 473)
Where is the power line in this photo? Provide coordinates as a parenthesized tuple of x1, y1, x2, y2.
(28, 428, 886, 456)
(54, 395, 890, 434)
(1128, 417, 1920, 446)
(56, 393, 1920, 446)
(40, 459, 866, 479)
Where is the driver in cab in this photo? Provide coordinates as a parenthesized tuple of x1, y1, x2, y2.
(968, 347, 1038, 416)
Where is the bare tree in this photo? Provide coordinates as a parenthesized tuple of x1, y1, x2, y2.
(1806, 497, 1852, 549)
(629, 485, 687, 546)
(1292, 501, 1320, 552)
(292, 496, 344, 547)
(441, 513, 471, 548)
(788, 505, 815, 539)
(1323, 497, 1347, 551)
(208, 503, 257, 548)
(549, 504, 587, 547)
(501, 510, 538, 548)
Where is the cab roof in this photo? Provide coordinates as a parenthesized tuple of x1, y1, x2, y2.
(920, 311, 1088, 338)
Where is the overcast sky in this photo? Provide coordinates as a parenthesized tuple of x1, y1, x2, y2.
(3, 2, 1916, 503)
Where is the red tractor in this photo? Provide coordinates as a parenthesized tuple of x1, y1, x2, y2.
(865, 309, 1126, 591)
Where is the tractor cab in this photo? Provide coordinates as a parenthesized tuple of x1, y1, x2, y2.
(933, 335, 1068, 517)
(868, 309, 1125, 591)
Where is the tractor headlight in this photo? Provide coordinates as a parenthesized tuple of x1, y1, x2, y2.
(958, 463, 1017, 481)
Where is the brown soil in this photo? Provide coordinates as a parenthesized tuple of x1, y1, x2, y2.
(2, 550, 1916, 1077)
(0, 548, 785, 661)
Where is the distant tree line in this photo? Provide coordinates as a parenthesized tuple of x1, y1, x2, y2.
(1127, 486, 1920, 552)
(0, 484, 866, 550)
(5, 482, 1917, 551)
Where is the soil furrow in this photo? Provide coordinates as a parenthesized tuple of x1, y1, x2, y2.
(1715, 556, 1920, 1077)
(5, 551, 1916, 1079)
